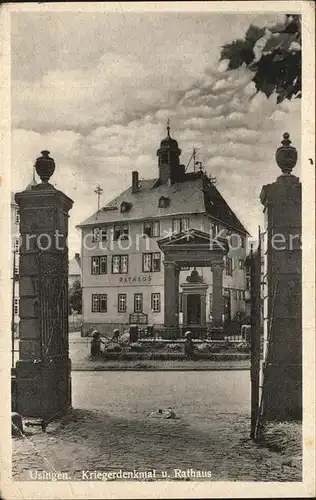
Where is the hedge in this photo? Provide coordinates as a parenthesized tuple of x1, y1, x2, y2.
(98, 352, 250, 361)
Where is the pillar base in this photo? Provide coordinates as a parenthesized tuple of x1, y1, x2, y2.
(16, 357, 72, 420)
(262, 363, 302, 421)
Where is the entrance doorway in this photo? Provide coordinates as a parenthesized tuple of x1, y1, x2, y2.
(187, 294, 201, 324)
(224, 291, 231, 323)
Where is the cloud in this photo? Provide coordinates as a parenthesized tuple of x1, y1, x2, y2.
(11, 11, 301, 250)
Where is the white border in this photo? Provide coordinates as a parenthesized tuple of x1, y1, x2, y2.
(0, 2, 315, 499)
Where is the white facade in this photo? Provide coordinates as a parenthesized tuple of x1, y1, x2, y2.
(80, 213, 247, 333)
(79, 129, 248, 334)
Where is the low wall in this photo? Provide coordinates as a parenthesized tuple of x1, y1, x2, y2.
(81, 322, 164, 336)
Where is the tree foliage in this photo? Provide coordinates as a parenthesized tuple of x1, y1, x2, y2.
(69, 279, 82, 314)
(220, 14, 301, 103)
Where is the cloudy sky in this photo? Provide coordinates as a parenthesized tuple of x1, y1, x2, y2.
(11, 9, 301, 255)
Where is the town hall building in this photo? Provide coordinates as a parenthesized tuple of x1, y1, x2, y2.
(78, 126, 249, 337)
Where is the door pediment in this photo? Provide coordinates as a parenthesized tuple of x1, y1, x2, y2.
(158, 228, 228, 252)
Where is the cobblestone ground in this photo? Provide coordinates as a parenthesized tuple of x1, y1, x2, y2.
(12, 371, 302, 482)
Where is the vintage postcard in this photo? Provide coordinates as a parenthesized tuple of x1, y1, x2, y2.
(0, 1, 315, 499)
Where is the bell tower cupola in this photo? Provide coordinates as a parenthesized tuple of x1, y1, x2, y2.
(157, 120, 182, 184)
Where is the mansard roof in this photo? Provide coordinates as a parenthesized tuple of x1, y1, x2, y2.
(78, 171, 249, 235)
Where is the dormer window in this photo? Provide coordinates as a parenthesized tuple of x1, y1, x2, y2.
(120, 201, 132, 213)
(158, 196, 170, 208)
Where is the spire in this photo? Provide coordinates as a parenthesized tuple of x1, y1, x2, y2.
(25, 166, 38, 190)
(167, 118, 171, 138)
(156, 124, 183, 184)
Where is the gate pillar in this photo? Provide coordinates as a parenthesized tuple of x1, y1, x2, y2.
(15, 151, 73, 421)
(260, 133, 302, 420)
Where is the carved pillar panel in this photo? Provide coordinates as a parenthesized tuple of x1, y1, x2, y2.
(211, 261, 224, 327)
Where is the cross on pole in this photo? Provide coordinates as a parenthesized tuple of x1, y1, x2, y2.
(94, 185, 103, 212)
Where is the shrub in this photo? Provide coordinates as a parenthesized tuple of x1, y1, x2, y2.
(166, 343, 182, 351)
(104, 342, 122, 353)
(236, 342, 251, 353)
(130, 342, 145, 352)
(196, 343, 210, 353)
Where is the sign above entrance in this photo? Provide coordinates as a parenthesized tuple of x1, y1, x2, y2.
(119, 275, 152, 285)
(129, 313, 148, 324)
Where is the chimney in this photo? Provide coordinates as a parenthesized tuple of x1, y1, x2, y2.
(132, 171, 139, 193)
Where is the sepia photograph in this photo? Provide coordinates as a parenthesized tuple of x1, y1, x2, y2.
(0, 1, 315, 499)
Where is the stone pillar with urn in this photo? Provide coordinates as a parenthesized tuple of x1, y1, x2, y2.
(260, 133, 302, 421)
(15, 151, 73, 425)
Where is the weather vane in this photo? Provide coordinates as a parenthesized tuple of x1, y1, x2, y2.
(167, 118, 170, 136)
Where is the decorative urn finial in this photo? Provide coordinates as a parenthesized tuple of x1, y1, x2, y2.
(186, 268, 203, 283)
(34, 150, 55, 183)
(275, 133, 298, 174)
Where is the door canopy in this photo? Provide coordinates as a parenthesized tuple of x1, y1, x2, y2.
(157, 228, 228, 266)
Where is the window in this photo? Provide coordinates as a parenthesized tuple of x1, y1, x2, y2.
(239, 258, 244, 270)
(179, 293, 183, 313)
(14, 298, 19, 315)
(114, 224, 129, 241)
(225, 257, 233, 276)
(158, 196, 170, 208)
(13, 238, 19, 253)
(15, 209, 20, 225)
(14, 262, 19, 277)
(112, 255, 128, 274)
(211, 222, 220, 237)
(118, 294, 127, 313)
(240, 235, 245, 248)
(91, 257, 99, 274)
(143, 221, 160, 238)
(93, 227, 108, 242)
(209, 293, 213, 312)
(172, 218, 189, 233)
(151, 293, 161, 312)
(100, 256, 107, 273)
(100, 228, 107, 242)
(134, 293, 143, 313)
(91, 256, 107, 275)
(142, 252, 161, 272)
(92, 294, 107, 312)
(120, 202, 132, 213)
(92, 228, 100, 242)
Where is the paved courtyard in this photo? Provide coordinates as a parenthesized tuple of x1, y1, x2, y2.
(12, 371, 302, 481)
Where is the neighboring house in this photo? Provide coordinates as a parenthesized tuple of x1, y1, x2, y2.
(69, 253, 82, 288)
(77, 126, 250, 335)
(11, 174, 38, 336)
(11, 192, 20, 336)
